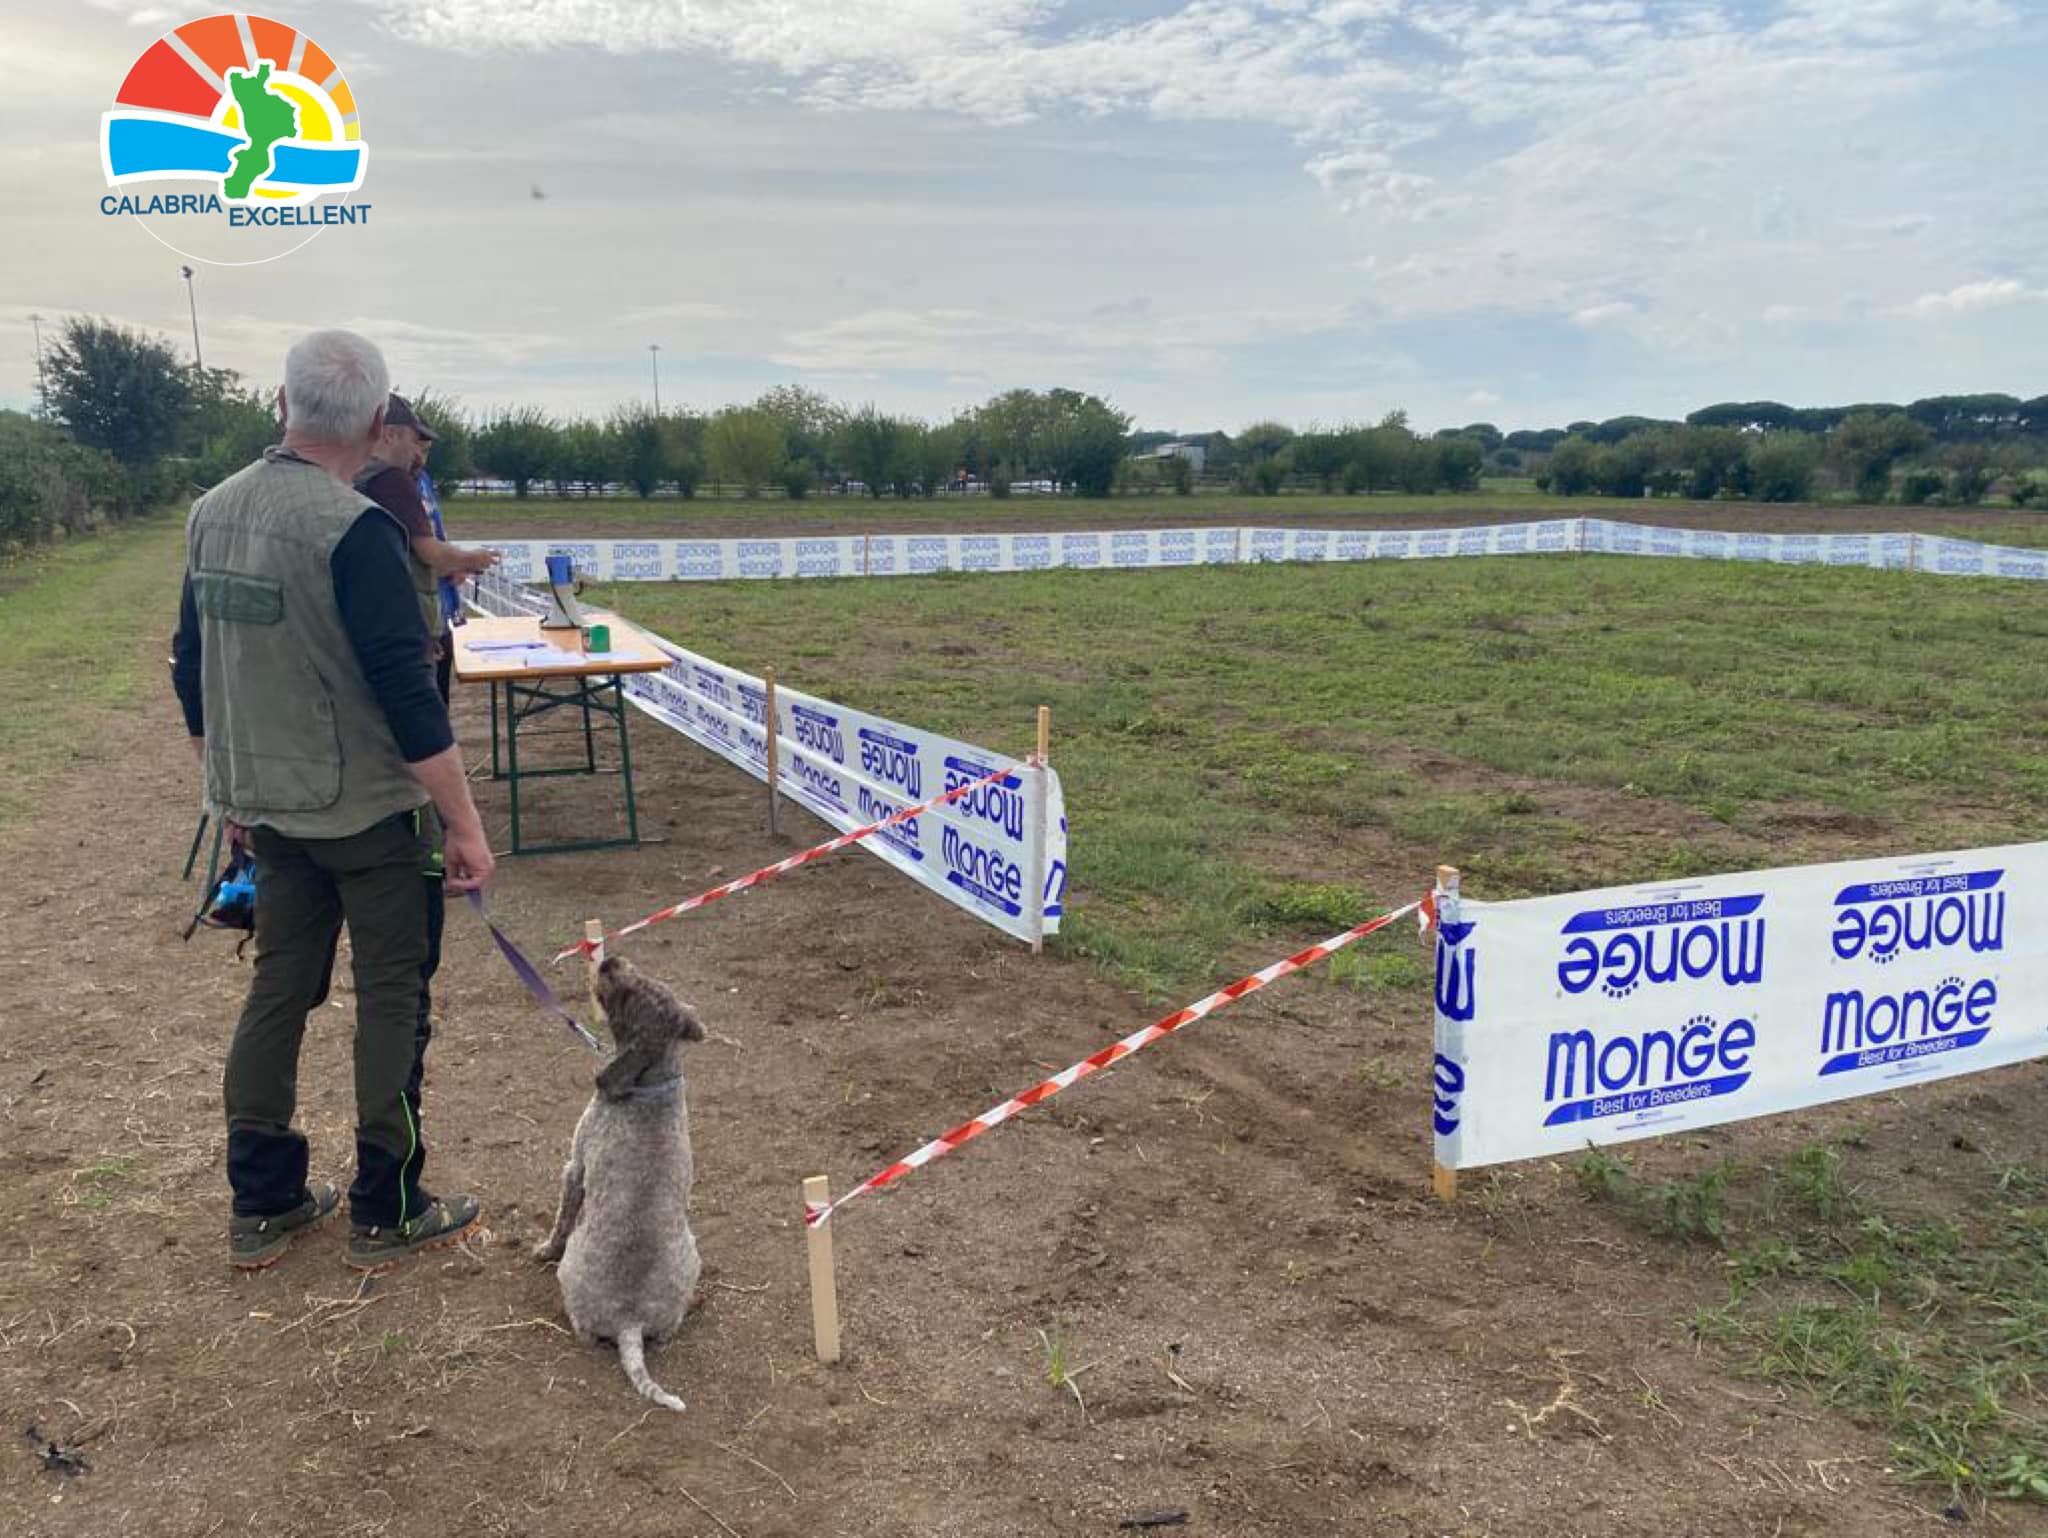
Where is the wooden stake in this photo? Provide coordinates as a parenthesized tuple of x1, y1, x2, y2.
(1028, 704, 1051, 956)
(862, 533, 872, 578)
(763, 667, 781, 839)
(584, 918, 607, 1030)
(1430, 866, 1460, 1203)
(802, 1176, 842, 1364)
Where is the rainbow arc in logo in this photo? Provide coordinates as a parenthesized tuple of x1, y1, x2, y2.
(100, 12, 366, 201)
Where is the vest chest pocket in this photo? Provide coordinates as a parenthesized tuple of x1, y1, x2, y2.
(194, 569, 284, 625)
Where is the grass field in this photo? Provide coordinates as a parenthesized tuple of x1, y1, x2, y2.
(8, 515, 2047, 1510)
(588, 550, 2048, 1506)
(0, 515, 184, 823)
(598, 554, 2048, 993)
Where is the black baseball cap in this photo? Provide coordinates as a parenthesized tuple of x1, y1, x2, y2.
(384, 392, 436, 441)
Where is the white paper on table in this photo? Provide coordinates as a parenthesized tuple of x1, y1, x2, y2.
(510, 645, 636, 667)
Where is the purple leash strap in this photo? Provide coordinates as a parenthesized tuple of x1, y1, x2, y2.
(467, 890, 606, 1056)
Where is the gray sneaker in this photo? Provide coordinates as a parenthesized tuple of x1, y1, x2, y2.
(229, 1182, 340, 1270)
(345, 1194, 482, 1272)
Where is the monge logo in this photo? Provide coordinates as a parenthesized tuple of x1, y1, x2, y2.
(792, 705, 844, 765)
(1819, 976, 1997, 1078)
(944, 756, 1025, 841)
(1832, 870, 2004, 967)
(858, 785, 923, 862)
(100, 14, 370, 265)
(1543, 1014, 1756, 1127)
(1557, 894, 1766, 1000)
(858, 728, 923, 800)
(941, 825, 1024, 917)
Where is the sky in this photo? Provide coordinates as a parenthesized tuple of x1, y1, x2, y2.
(4, 0, 2043, 434)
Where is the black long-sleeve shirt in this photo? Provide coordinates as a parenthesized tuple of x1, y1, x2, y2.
(171, 511, 454, 763)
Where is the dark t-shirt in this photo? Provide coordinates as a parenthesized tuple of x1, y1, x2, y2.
(356, 460, 446, 655)
(357, 463, 433, 542)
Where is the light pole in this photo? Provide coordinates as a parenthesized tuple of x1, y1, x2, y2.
(648, 342, 661, 414)
(28, 312, 46, 417)
(181, 264, 203, 370)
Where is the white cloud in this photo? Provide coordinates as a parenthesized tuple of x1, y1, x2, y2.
(12, 1, 2048, 428)
(1304, 151, 1441, 216)
(618, 301, 741, 326)
(1898, 278, 2048, 317)
(1467, 388, 1501, 406)
(767, 300, 1333, 385)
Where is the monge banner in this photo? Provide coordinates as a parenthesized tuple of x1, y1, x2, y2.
(465, 524, 2045, 585)
(623, 639, 1067, 945)
(1430, 841, 2047, 1171)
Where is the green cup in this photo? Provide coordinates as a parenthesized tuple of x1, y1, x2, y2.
(585, 622, 611, 653)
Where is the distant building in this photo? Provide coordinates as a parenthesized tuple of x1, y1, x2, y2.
(1131, 441, 1206, 474)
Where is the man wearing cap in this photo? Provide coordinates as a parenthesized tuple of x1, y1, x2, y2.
(351, 395, 497, 1232)
(356, 393, 497, 701)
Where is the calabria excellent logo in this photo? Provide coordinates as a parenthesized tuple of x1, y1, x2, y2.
(99, 14, 371, 264)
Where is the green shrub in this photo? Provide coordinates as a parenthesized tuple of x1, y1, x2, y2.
(0, 412, 123, 549)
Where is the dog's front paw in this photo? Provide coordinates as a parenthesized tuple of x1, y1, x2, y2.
(531, 1238, 563, 1263)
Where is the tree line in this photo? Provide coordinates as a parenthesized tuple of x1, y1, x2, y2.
(439, 385, 1134, 501)
(5, 314, 2042, 551)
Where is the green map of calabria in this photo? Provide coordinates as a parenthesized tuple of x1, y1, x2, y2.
(222, 63, 297, 200)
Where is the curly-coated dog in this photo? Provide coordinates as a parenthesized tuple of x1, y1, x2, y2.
(534, 955, 704, 1411)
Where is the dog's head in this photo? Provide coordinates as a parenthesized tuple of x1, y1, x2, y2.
(593, 955, 704, 1099)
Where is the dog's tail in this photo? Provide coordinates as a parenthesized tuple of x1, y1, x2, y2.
(617, 1325, 686, 1412)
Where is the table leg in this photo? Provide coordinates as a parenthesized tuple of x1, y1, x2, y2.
(581, 679, 598, 773)
(505, 680, 524, 855)
(613, 674, 639, 845)
(489, 680, 503, 780)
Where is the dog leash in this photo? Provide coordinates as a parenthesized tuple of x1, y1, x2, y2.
(467, 890, 606, 1056)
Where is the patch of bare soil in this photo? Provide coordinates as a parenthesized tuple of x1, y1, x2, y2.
(4, 633, 2046, 1537)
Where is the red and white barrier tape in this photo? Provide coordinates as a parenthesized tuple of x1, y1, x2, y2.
(805, 896, 1425, 1227)
(554, 762, 1019, 963)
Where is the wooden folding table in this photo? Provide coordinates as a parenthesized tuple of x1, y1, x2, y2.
(451, 612, 672, 856)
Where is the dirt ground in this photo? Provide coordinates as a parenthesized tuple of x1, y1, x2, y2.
(5, 534, 2047, 1537)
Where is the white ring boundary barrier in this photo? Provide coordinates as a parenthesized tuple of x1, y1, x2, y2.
(459, 519, 2048, 584)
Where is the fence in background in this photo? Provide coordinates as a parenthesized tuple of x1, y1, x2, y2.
(463, 520, 2048, 584)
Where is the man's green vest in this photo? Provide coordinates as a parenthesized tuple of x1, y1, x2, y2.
(187, 447, 425, 838)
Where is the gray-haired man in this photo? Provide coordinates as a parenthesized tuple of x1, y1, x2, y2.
(171, 328, 493, 1271)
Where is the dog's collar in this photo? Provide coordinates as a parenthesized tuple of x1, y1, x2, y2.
(615, 1072, 682, 1103)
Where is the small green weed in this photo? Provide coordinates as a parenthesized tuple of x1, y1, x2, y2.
(1573, 1146, 1635, 1202)
(1251, 881, 1369, 930)
(1771, 1142, 1858, 1223)
(1036, 1326, 1096, 1417)
(69, 1156, 137, 1213)
(1328, 947, 1428, 993)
